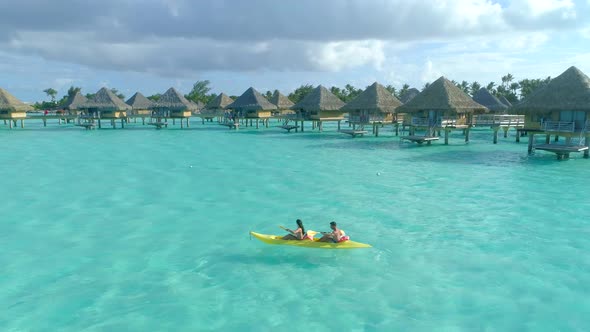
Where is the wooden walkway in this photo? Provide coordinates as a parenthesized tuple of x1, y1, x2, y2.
(401, 136, 439, 145)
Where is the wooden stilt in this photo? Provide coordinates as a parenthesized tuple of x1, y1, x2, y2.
(337, 120, 341, 131)
(121, 119, 125, 129)
(545, 135, 550, 144)
(444, 130, 449, 145)
(465, 128, 470, 143)
(187, 118, 190, 128)
(20, 119, 24, 128)
(493, 128, 499, 144)
(319, 121, 323, 132)
(503, 127, 509, 138)
(554, 135, 559, 142)
(516, 131, 520, 143)
(528, 133, 534, 154)
(301, 120, 305, 132)
(181, 118, 184, 128)
(142, 117, 146, 125)
(43, 118, 47, 127)
(395, 123, 399, 136)
(256, 119, 259, 129)
(375, 124, 380, 137)
(9, 120, 13, 129)
(584, 136, 589, 158)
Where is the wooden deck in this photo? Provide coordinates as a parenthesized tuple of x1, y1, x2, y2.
(533, 144, 589, 159)
(75, 123, 96, 130)
(340, 129, 368, 138)
(220, 122, 239, 130)
(401, 136, 440, 145)
(279, 125, 299, 133)
(148, 121, 168, 129)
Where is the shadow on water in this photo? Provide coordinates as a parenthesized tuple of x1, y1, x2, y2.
(220, 248, 355, 269)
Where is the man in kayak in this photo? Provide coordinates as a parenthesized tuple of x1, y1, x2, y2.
(318, 221, 345, 242)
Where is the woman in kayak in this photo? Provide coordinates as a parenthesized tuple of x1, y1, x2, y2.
(282, 219, 307, 240)
(319, 221, 345, 242)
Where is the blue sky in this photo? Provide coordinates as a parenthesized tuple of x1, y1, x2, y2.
(0, 0, 589, 102)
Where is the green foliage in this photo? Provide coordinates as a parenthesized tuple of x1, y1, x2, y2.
(469, 81, 481, 96)
(288, 84, 314, 103)
(147, 93, 161, 102)
(110, 88, 125, 100)
(85, 93, 96, 100)
(422, 83, 431, 91)
(385, 85, 398, 98)
(328, 84, 362, 102)
(518, 77, 551, 99)
(43, 88, 58, 102)
(185, 80, 214, 104)
(265, 90, 273, 100)
(56, 86, 82, 106)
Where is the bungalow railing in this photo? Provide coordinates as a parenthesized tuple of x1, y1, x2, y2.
(411, 117, 457, 127)
(543, 121, 575, 132)
(474, 114, 525, 126)
(349, 115, 388, 123)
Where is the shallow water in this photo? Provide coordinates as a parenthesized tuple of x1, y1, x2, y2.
(1, 120, 589, 331)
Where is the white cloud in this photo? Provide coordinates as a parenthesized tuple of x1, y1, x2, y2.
(308, 40, 385, 72)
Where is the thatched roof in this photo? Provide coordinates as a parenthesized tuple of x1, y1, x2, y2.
(400, 88, 420, 104)
(499, 95, 512, 107)
(227, 87, 277, 111)
(0, 88, 33, 112)
(511, 66, 590, 113)
(62, 91, 88, 110)
(205, 93, 234, 110)
(472, 88, 508, 113)
(270, 90, 294, 109)
(291, 85, 345, 111)
(396, 77, 487, 114)
(126, 92, 154, 110)
(341, 82, 402, 113)
(155, 87, 197, 111)
(81, 88, 131, 111)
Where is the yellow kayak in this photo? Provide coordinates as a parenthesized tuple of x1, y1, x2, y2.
(250, 232, 371, 249)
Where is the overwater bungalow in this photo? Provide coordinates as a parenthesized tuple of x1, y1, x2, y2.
(80, 87, 131, 129)
(511, 66, 590, 159)
(499, 95, 512, 108)
(227, 87, 276, 129)
(396, 77, 487, 145)
(0, 87, 32, 128)
(400, 88, 420, 104)
(153, 88, 196, 128)
(340, 82, 402, 137)
(270, 90, 295, 117)
(290, 85, 346, 132)
(126, 92, 154, 124)
(198, 93, 234, 125)
(472, 88, 524, 142)
(473, 88, 508, 113)
(62, 92, 88, 115)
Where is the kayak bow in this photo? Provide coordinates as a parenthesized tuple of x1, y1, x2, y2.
(250, 232, 371, 249)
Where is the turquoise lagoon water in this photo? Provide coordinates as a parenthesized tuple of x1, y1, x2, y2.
(1, 120, 590, 331)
